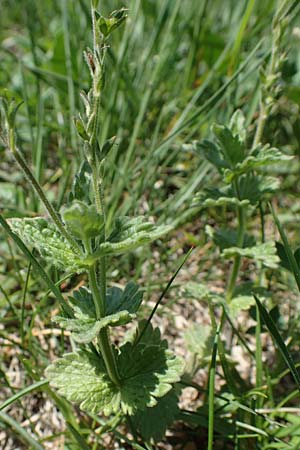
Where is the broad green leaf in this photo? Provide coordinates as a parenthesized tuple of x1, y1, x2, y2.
(46, 322, 184, 416)
(54, 283, 143, 343)
(62, 201, 104, 240)
(222, 241, 279, 269)
(8, 217, 86, 273)
(223, 144, 293, 183)
(131, 390, 179, 442)
(205, 225, 255, 251)
(88, 217, 172, 259)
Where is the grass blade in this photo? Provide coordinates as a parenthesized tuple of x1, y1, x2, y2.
(254, 294, 300, 393)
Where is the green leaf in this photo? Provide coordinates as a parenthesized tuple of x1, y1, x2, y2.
(228, 296, 255, 318)
(106, 281, 143, 315)
(228, 109, 246, 143)
(223, 144, 293, 183)
(88, 217, 172, 259)
(54, 283, 143, 343)
(131, 390, 179, 442)
(53, 311, 134, 344)
(205, 225, 255, 251)
(97, 8, 127, 37)
(222, 241, 279, 268)
(62, 201, 104, 240)
(212, 123, 245, 167)
(196, 139, 229, 171)
(237, 174, 280, 204)
(68, 161, 92, 204)
(46, 322, 184, 416)
(8, 217, 86, 273)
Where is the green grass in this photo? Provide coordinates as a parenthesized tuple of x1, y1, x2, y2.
(1, 0, 300, 449)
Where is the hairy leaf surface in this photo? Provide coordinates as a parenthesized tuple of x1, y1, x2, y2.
(46, 322, 184, 415)
(8, 217, 86, 273)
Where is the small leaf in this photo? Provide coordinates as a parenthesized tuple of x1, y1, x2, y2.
(101, 136, 117, 159)
(222, 241, 279, 269)
(229, 109, 246, 143)
(183, 282, 222, 304)
(68, 160, 92, 204)
(46, 322, 184, 416)
(73, 117, 89, 141)
(88, 216, 172, 259)
(212, 123, 245, 167)
(97, 8, 127, 37)
(62, 200, 104, 240)
(131, 390, 179, 442)
(8, 217, 86, 273)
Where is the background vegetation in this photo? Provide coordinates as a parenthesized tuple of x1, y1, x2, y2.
(1, 0, 300, 448)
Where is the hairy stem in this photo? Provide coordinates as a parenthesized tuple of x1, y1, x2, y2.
(88, 265, 120, 387)
(7, 129, 81, 253)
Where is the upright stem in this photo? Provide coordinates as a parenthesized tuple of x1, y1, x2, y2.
(7, 129, 81, 253)
(88, 265, 120, 387)
(226, 205, 246, 303)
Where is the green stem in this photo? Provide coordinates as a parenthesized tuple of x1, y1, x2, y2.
(88, 265, 120, 387)
(226, 205, 246, 303)
(7, 129, 81, 253)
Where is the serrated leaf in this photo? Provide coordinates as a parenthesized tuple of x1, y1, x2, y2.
(212, 123, 245, 167)
(62, 201, 104, 240)
(196, 139, 229, 171)
(223, 144, 293, 183)
(131, 390, 179, 442)
(55, 283, 143, 343)
(222, 241, 279, 269)
(106, 281, 143, 315)
(46, 322, 184, 416)
(8, 217, 86, 273)
(53, 310, 134, 343)
(237, 174, 280, 204)
(88, 217, 172, 259)
(205, 225, 255, 251)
